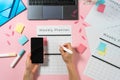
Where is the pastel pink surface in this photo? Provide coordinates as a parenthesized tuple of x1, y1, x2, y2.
(0, 0, 93, 80)
(97, 4, 106, 13)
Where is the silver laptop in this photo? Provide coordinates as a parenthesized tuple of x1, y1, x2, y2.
(28, 0, 78, 20)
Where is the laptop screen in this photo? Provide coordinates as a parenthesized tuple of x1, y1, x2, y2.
(29, 0, 75, 5)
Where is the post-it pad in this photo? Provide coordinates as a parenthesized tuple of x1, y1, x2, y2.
(15, 23, 25, 34)
(18, 35, 28, 45)
(76, 44, 87, 54)
(97, 4, 106, 13)
(98, 48, 107, 56)
(96, 0, 105, 6)
(97, 42, 106, 52)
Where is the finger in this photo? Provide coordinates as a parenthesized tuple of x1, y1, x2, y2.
(26, 54, 32, 69)
(32, 64, 40, 73)
(63, 43, 72, 50)
(59, 46, 66, 56)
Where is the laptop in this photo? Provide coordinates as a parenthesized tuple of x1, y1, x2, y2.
(28, 0, 78, 20)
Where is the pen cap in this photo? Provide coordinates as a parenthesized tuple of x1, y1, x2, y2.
(19, 49, 25, 56)
(9, 53, 17, 56)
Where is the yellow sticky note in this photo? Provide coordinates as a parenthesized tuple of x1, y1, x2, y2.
(15, 23, 25, 34)
(98, 48, 107, 56)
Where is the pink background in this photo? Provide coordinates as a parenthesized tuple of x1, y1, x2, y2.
(0, 0, 93, 80)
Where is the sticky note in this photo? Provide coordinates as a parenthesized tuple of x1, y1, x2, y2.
(96, 0, 105, 6)
(98, 42, 107, 52)
(15, 23, 25, 34)
(43, 37, 48, 46)
(98, 48, 107, 56)
(18, 35, 28, 45)
(76, 44, 87, 54)
(97, 4, 106, 13)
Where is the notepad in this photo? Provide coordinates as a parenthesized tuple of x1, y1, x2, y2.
(96, 0, 105, 6)
(98, 48, 107, 56)
(76, 44, 87, 54)
(18, 35, 28, 45)
(15, 23, 25, 34)
(97, 42, 107, 56)
(97, 42, 106, 52)
(97, 4, 106, 13)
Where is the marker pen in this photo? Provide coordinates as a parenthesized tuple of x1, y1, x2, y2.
(0, 53, 17, 58)
(61, 45, 73, 54)
(10, 49, 25, 68)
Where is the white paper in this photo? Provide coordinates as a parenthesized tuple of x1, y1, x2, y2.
(84, 56, 120, 80)
(37, 25, 72, 75)
(85, 26, 120, 80)
(85, 0, 120, 27)
(85, 27, 102, 54)
(85, 25, 120, 54)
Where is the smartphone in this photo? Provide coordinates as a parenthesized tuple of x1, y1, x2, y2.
(31, 37, 43, 63)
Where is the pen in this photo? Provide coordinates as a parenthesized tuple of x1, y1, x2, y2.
(10, 49, 25, 68)
(61, 45, 73, 54)
(0, 53, 17, 58)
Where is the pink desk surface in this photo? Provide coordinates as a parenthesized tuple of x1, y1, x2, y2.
(0, 0, 93, 80)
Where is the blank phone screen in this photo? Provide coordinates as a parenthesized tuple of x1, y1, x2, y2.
(31, 37, 43, 63)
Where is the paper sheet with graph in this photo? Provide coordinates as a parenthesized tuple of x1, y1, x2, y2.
(84, 26, 120, 80)
(37, 25, 72, 74)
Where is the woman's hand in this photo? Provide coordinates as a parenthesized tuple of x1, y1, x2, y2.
(59, 43, 73, 65)
(23, 53, 40, 80)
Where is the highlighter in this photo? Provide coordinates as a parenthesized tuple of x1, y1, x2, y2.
(0, 53, 17, 58)
(10, 49, 25, 68)
(61, 45, 73, 54)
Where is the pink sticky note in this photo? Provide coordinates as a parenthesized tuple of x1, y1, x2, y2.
(43, 37, 48, 46)
(97, 4, 106, 13)
(76, 44, 87, 54)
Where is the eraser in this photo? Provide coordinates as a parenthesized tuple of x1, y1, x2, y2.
(97, 4, 106, 13)
(76, 44, 87, 54)
(15, 23, 25, 34)
(18, 35, 28, 45)
(97, 42, 107, 52)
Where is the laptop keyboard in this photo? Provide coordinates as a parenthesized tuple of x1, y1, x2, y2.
(29, 0, 75, 5)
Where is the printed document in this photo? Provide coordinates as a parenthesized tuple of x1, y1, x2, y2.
(37, 25, 72, 74)
(85, 26, 120, 80)
(85, 0, 120, 27)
